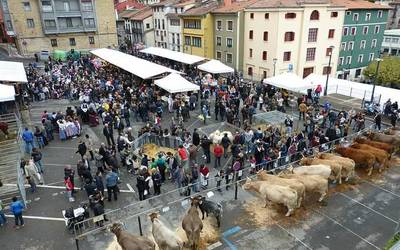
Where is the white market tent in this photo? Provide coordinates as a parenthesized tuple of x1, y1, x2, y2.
(0, 61, 28, 83)
(140, 47, 206, 65)
(0, 84, 15, 102)
(263, 72, 314, 92)
(304, 73, 400, 105)
(90, 48, 182, 79)
(154, 73, 200, 93)
(198, 60, 234, 74)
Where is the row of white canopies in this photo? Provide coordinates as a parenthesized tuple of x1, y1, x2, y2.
(0, 61, 27, 102)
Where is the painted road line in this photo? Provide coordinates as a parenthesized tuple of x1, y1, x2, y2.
(5, 214, 65, 222)
(4, 183, 135, 193)
(361, 179, 400, 199)
(275, 223, 313, 250)
(126, 183, 136, 193)
(222, 226, 241, 250)
(207, 241, 223, 250)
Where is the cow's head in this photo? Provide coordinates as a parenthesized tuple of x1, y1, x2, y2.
(148, 212, 159, 222)
(194, 195, 206, 205)
(110, 223, 123, 235)
(190, 196, 201, 207)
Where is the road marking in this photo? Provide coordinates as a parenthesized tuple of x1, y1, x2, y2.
(207, 241, 223, 250)
(126, 183, 135, 193)
(3, 183, 135, 193)
(45, 146, 77, 150)
(312, 209, 380, 250)
(339, 193, 398, 224)
(4, 214, 65, 222)
(275, 223, 313, 250)
(361, 180, 400, 199)
(52, 192, 58, 196)
(222, 226, 241, 250)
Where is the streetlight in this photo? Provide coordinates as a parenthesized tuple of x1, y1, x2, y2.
(273, 58, 277, 76)
(371, 57, 383, 103)
(324, 45, 334, 96)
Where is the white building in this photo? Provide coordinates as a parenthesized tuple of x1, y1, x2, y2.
(382, 29, 400, 56)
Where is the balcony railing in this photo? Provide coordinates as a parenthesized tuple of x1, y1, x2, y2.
(43, 25, 97, 34)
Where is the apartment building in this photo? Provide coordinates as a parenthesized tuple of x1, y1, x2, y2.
(127, 6, 154, 47)
(382, 29, 400, 55)
(0, 0, 117, 55)
(243, 0, 345, 81)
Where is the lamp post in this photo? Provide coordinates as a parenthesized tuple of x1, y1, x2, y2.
(273, 58, 277, 76)
(371, 57, 383, 103)
(324, 45, 334, 96)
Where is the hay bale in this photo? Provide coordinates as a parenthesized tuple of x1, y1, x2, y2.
(142, 144, 177, 159)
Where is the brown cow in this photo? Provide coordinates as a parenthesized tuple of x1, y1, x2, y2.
(367, 131, 400, 148)
(182, 197, 203, 250)
(354, 137, 394, 155)
(335, 146, 376, 176)
(110, 223, 155, 250)
(351, 143, 389, 170)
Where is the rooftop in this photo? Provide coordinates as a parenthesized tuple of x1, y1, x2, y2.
(119, 9, 138, 19)
(115, 0, 144, 13)
(247, 0, 330, 8)
(179, 1, 219, 16)
(384, 29, 400, 36)
(130, 6, 153, 20)
(330, 0, 392, 9)
(212, 0, 257, 13)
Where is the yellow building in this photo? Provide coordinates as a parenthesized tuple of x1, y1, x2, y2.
(1, 0, 117, 55)
(179, 2, 218, 59)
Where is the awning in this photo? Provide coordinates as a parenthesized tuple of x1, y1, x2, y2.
(0, 61, 28, 83)
(140, 47, 205, 65)
(263, 72, 314, 92)
(198, 60, 234, 74)
(90, 48, 182, 79)
(154, 73, 200, 93)
(0, 84, 15, 102)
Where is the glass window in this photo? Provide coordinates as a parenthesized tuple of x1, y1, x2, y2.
(306, 48, 316, 61)
(44, 20, 56, 29)
(358, 54, 363, 63)
(308, 28, 318, 42)
(250, 13, 254, 19)
(326, 47, 333, 56)
(51, 39, 57, 47)
(216, 36, 221, 46)
(216, 20, 222, 30)
(339, 57, 344, 65)
(249, 48, 253, 57)
(226, 38, 233, 48)
(285, 13, 296, 19)
(81, 2, 93, 11)
(378, 10, 383, 18)
(26, 19, 35, 28)
(347, 41, 354, 51)
(328, 29, 335, 38)
(84, 18, 95, 28)
(192, 37, 201, 47)
(369, 53, 375, 61)
(360, 40, 366, 49)
(331, 12, 338, 18)
(393, 38, 399, 43)
(248, 67, 253, 76)
(346, 11, 351, 16)
(385, 37, 391, 42)
(310, 10, 319, 20)
(185, 36, 191, 46)
(371, 39, 377, 48)
(351, 27, 356, 35)
(216, 51, 221, 60)
(263, 31, 268, 41)
(262, 51, 267, 60)
(374, 25, 380, 34)
(265, 13, 269, 19)
(343, 27, 349, 36)
(23, 2, 31, 11)
(283, 51, 291, 61)
(363, 26, 368, 35)
(69, 38, 76, 46)
(323, 66, 331, 75)
(184, 19, 201, 29)
(365, 13, 371, 21)
(341, 42, 346, 51)
(226, 53, 232, 63)
(227, 21, 233, 31)
(170, 19, 180, 26)
(42, 1, 52, 12)
(346, 56, 352, 65)
(284, 32, 295, 42)
(249, 30, 253, 39)
(353, 13, 359, 21)
(89, 36, 95, 44)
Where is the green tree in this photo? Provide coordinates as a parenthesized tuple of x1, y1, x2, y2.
(363, 56, 400, 88)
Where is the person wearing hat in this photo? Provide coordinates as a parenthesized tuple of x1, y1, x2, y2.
(200, 136, 212, 164)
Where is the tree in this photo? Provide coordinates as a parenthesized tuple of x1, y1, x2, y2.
(363, 56, 400, 88)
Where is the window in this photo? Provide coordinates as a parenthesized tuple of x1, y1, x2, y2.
(84, 18, 95, 28)
(216, 51, 222, 60)
(69, 38, 76, 46)
(339, 57, 344, 65)
(347, 41, 354, 51)
(365, 13, 371, 21)
(306, 48, 316, 61)
(226, 38, 233, 48)
(50, 39, 57, 47)
(326, 47, 333, 56)
(216, 36, 222, 46)
(263, 31, 268, 41)
(42, 1, 52, 12)
(250, 13, 254, 19)
(360, 40, 366, 49)
(346, 11, 351, 16)
(369, 53, 375, 61)
(183, 19, 201, 29)
(374, 25, 380, 34)
(192, 37, 201, 47)
(227, 21, 233, 31)
(351, 27, 356, 35)
(285, 13, 296, 19)
(393, 38, 399, 43)
(81, 2, 93, 11)
(26, 19, 35, 28)
(323, 66, 331, 75)
(340, 42, 346, 51)
(263, 71, 267, 79)
(162, 20, 165, 29)
(170, 19, 180, 26)
(6, 20, 12, 30)
(378, 10, 383, 18)
(371, 39, 377, 48)
(363, 26, 368, 35)
(328, 29, 335, 38)
(284, 32, 295, 41)
(63, 1, 70, 11)
(146, 23, 150, 29)
(357, 54, 363, 63)
(353, 13, 359, 21)
(249, 48, 253, 58)
(249, 30, 253, 39)
(331, 12, 338, 17)
(265, 13, 269, 19)
(385, 37, 391, 42)
(89, 36, 95, 44)
(44, 20, 56, 29)
(343, 27, 349, 36)
(23, 2, 31, 11)
(216, 20, 222, 30)
(310, 10, 319, 20)
(248, 67, 253, 76)
(226, 53, 233, 64)
(283, 51, 291, 61)
(346, 56, 352, 65)
(184, 36, 191, 45)
(262, 51, 267, 60)
(308, 28, 318, 42)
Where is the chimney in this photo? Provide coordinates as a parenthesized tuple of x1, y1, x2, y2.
(224, 0, 232, 6)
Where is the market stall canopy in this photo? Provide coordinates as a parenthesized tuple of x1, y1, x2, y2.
(0, 61, 28, 83)
(0, 84, 15, 102)
(154, 73, 200, 93)
(90, 48, 182, 79)
(197, 60, 234, 74)
(263, 73, 314, 92)
(140, 47, 206, 65)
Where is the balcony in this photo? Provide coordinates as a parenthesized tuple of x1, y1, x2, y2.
(54, 10, 82, 17)
(44, 25, 96, 35)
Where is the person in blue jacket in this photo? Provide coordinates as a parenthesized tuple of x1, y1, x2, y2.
(22, 127, 35, 154)
(10, 197, 24, 229)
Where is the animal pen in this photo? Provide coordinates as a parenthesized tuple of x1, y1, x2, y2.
(131, 132, 183, 160)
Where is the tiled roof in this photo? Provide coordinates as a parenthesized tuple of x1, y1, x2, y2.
(179, 1, 219, 16)
(115, 0, 144, 13)
(150, 0, 179, 7)
(173, 0, 196, 7)
(212, 0, 257, 13)
(331, 0, 392, 9)
(130, 7, 153, 20)
(248, 0, 329, 8)
(119, 9, 138, 19)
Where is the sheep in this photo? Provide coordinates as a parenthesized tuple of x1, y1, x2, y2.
(335, 146, 376, 176)
(195, 195, 223, 228)
(110, 223, 155, 250)
(242, 177, 298, 216)
(300, 158, 343, 184)
(149, 212, 183, 250)
(317, 153, 356, 181)
(182, 197, 203, 250)
(209, 130, 234, 144)
(256, 170, 306, 208)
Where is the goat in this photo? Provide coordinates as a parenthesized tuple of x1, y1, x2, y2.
(110, 223, 155, 250)
(196, 195, 223, 228)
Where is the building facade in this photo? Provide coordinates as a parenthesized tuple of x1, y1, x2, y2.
(0, 0, 13, 43)
(0, 0, 117, 55)
(336, 1, 390, 79)
(381, 28, 400, 55)
(129, 7, 154, 47)
(243, 0, 345, 81)
(386, 0, 400, 30)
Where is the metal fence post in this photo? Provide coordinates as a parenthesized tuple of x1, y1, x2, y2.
(75, 238, 80, 250)
(138, 216, 143, 236)
(234, 171, 238, 200)
(350, 87, 353, 97)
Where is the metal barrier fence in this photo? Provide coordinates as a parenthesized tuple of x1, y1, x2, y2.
(15, 113, 27, 206)
(73, 126, 373, 247)
(131, 132, 184, 158)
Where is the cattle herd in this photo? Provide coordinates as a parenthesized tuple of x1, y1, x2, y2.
(108, 128, 400, 250)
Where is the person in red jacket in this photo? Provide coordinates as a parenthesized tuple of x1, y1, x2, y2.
(213, 143, 224, 168)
